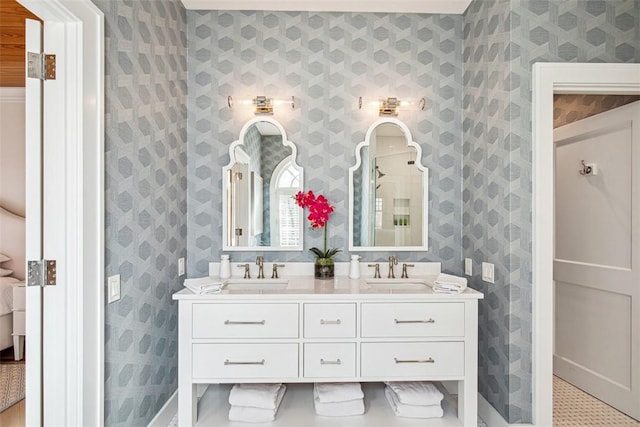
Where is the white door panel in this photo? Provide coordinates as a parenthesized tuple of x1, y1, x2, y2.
(25, 18, 43, 427)
(554, 100, 640, 420)
(25, 17, 71, 426)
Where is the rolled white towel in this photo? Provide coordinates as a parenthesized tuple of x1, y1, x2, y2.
(384, 386, 443, 419)
(183, 276, 224, 295)
(228, 384, 286, 422)
(433, 273, 467, 294)
(229, 383, 284, 410)
(314, 382, 364, 403)
(385, 381, 443, 406)
(314, 387, 365, 416)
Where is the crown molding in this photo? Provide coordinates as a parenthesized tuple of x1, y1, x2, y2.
(180, 0, 472, 14)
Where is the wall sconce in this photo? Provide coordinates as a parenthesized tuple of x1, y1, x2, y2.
(228, 95, 295, 115)
(358, 97, 425, 116)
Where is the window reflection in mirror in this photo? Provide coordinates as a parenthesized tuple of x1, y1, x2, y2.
(349, 119, 429, 251)
(223, 119, 303, 251)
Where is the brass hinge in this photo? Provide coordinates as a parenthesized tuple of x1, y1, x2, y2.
(27, 260, 57, 287)
(27, 52, 56, 80)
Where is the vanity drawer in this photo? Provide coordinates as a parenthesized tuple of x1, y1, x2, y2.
(303, 343, 356, 378)
(360, 342, 464, 378)
(193, 343, 298, 379)
(192, 303, 299, 339)
(304, 303, 356, 338)
(361, 303, 464, 338)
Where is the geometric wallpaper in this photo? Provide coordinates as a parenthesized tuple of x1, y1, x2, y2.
(91, 0, 188, 425)
(464, 0, 640, 423)
(554, 94, 640, 128)
(186, 10, 465, 276)
(91, 0, 640, 425)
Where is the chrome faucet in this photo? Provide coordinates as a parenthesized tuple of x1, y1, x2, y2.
(388, 255, 398, 279)
(368, 263, 381, 279)
(271, 264, 285, 279)
(401, 263, 415, 278)
(256, 256, 265, 279)
(237, 263, 251, 279)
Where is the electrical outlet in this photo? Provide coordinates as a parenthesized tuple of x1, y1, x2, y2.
(464, 258, 473, 276)
(178, 257, 185, 276)
(482, 262, 494, 284)
(107, 274, 121, 303)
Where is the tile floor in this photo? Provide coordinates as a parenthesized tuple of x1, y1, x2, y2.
(554, 376, 640, 427)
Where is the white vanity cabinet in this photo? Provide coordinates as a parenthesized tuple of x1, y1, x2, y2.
(174, 279, 482, 426)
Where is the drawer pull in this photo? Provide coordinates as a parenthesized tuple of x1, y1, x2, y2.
(224, 320, 266, 325)
(320, 358, 342, 365)
(394, 357, 435, 364)
(320, 319, 341, 325)
(394, 318, 435, 324)
(224, 359, 266, 365)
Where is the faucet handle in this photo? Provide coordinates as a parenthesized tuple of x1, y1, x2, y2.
(367, 263, 381, 279)
(401, 263, 415, 279)
(237, 263, 251, 279)
(271, 264, 285, 279)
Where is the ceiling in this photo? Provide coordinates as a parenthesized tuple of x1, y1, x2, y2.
(180, 0, 473, 14)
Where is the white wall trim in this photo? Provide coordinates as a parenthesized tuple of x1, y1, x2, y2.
(478, 394, 534, 427)
(180, 0, 473, 14)
(532, 62, 640, 427)
(148, 390, 178, 427)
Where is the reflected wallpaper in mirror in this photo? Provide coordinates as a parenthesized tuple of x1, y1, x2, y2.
(224, 119, 303, 250)
(350, 120, 428, 251)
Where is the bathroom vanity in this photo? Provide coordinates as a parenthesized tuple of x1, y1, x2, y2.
(173, 264, 482, 426)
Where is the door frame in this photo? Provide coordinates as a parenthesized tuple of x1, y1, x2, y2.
(532, 63, 640, 427)
(18, 0, 104, 425)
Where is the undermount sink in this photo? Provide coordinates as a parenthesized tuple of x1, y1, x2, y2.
(224, 278, 289, 290)
(366, 278, 429, 290)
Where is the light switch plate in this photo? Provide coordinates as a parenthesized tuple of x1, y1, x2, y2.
(482, 262, 494, 284)
(107, 274, 121, 303)
(464, 258, 472, 276)
(178, 257, 185, 276)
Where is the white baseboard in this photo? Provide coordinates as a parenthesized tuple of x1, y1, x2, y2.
(147, 390, 178, 427)
(478, 393, 534, 427)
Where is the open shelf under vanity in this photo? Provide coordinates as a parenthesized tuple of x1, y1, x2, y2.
(195, 382, 463, 427)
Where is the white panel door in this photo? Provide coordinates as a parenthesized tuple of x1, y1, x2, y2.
(25, 17, 70, 426)
(554, 100, 640, 420)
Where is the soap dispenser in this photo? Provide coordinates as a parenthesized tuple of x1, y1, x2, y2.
(219, 254, 231, 279)
(349, 254, 361, 279)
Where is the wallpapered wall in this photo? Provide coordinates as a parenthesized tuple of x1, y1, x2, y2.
(464, 0, 640, 423)
(94, 0, 639, 425)
(186, 10, 465, 275)
(93, 0, 188, 425)
(554, 94, 640, 128)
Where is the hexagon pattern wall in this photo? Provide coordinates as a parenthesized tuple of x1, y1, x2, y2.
(186, 11, 465, 275)
(91, 0, 640, 425)
(92, 0, 188, 425)
(463, 0, 639, 423)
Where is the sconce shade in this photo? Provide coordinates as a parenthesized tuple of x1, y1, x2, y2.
(359, 96, 425, 116)
(228, 95, 295, 115)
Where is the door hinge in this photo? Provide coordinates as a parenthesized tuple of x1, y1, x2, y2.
(27, 260, 57, 287)
(27, 52, 56, 80)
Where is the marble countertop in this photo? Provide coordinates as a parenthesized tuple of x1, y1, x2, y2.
(173, 273, 483, 301)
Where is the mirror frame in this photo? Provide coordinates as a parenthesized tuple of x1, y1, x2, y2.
(222, 117, 304, 251)
(348, 117, 429, 252)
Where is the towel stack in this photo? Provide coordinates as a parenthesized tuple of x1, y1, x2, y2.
(228, 383, 286, 422)
(433, 273, 467, 294)
(314, 382, 365, 417)
(183, 277, 224, 295)
(384, 381, 444, 418)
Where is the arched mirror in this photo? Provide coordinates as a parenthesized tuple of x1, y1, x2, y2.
(223, 118, 304, 251)
(349, 118, 429, 251)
